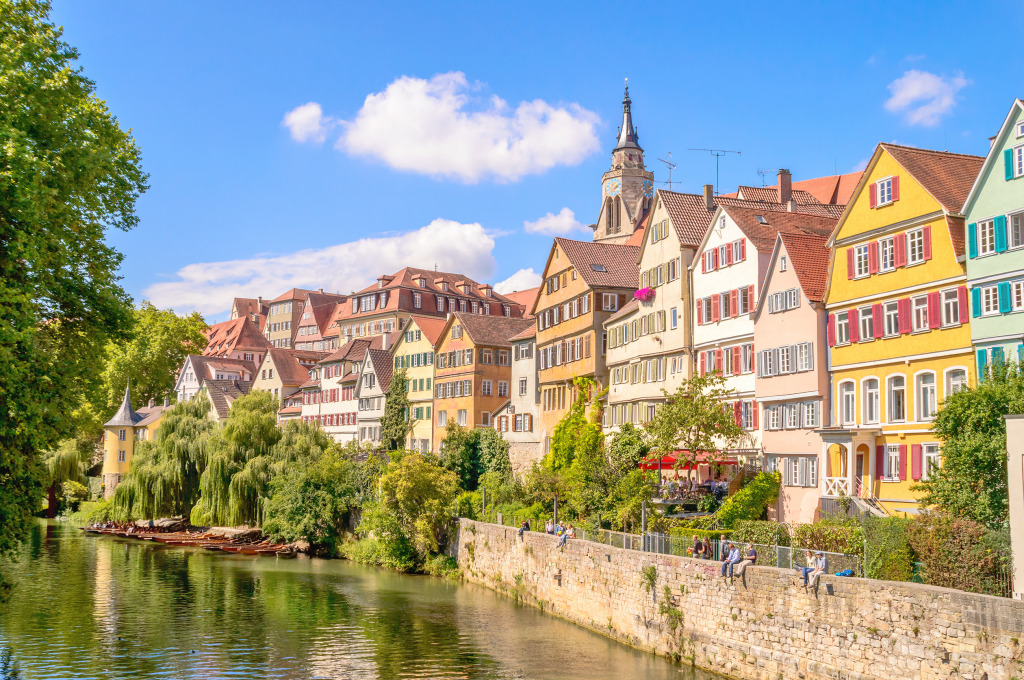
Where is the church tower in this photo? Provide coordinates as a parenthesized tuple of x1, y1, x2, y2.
(593, 83, 655, 243)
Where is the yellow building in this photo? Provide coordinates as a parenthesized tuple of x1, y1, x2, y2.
(821, 144, 983, 514)
(390, 316, 447, 452)
(101, 385, 169, 498)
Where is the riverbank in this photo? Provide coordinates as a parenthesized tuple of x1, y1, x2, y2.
(456, 519, 1024, 680)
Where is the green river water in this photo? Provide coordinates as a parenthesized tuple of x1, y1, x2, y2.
(0, 522, 726, 679)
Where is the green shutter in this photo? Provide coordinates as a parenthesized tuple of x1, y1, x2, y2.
(1007, 149, 1015, 181)
(995, 215, 1008, 252)
(977, 349, 987, 381)
(999, 281, 1012, 313)
(972, 287, 982, 318)
(993, 346, 1005, 366)
(968, 223, 978, 258)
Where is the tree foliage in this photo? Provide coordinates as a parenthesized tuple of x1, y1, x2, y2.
(40, 437, 91, 516)
(915, 363, 1024, 530)
(0, 0, 147, 588)
(545, 377, 604, 471)
(437, 422, 511, 490)
(715, 471, 781, 528)
(379, 368, 411, 452)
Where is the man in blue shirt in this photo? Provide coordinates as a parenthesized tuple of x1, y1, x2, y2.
(720, 543, 742, 579)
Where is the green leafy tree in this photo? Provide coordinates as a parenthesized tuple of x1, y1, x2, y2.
(477, 427, 512, 481)
(379, 368, 412, 451)
(644, 372, 748, 472)
(545, 377, 604, 471)
(40, 438, 92, 517)
(914, 363, 1024, 530)
(439, 421, 486, 490)
(607, 423, 650, 475)
(0, 0, 147, 594)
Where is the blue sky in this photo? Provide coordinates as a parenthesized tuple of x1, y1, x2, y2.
(52, 1, 1023, 320)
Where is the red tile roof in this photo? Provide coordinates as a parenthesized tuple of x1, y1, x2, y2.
(736, 186, 822, 205)
(720, 206, 838, 253)
(451, 312, 535, 348)
(271, 287, 319, 303)
(553, 238, 640, 289)
(366, 349, 394, 392)
(658, 191, 717, 247)
(623, 222, 647, 247)
(267, 348, 321, 386)
(508, 324, 536, 342)
(320, 337, 380, 365)
(778, 232, 831, 302)
(202, 317, 270, 357)
(502, 287, 540, 313)
(945, 215, 967, 259)
(407, 315, 449, 346)
(880, 143, 983, 215)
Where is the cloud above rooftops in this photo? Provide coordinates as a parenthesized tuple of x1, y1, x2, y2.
(493, 268, 542, 295)
(283, 72, 602, 183)
(884, 69, 969, 127)
(523, 207, 588, 236)
(145, 219, 497, 318)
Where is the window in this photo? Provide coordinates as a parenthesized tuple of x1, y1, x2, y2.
(723, 345, 734, 375)
(498, 381, 508, 397)
(863, 378, 880, 424)
(859, 306, 873, 340)
(1015, 280, 1024, 311)
(456, 410, 467, 426)
(855, 244, 870, 277)
(720, 290, 731, 318)
(780, 256, 787, 271)
(741, 401, 753, 429)
(738, 287, 750, 314)
(945, 368, 967, 397)
(982, 285, 1000, 315)
(797, 342, 812, 371)
(741, 343, 753, 374)
(978, 219, 996, 256)
(839, 382, 856, 426)
(784, 457, 817, 488)
(942, 289, 960, 326)
(784, 403, 799, 429)
(519, 377, 528, 396)
(911, 295, 928, 331)
(884, 301, 899, 337)
(118, 450, 126, 462)
(803, 401, 818, 427)
(888, 376, 906, 422)
(480, 412, 491, 427)
(766, 405, 781, 430)
(1012, 212, 1024, 249)
(885, 445, 901, 481)
(922, 443, 941, 480)
(118, 429, 126, 441)
(1016, 144, 1024, 178)
(836, 311, 850, 344)
(877, 177, 893, 205)
(917, 372, 937, 421)
(878, 237, 895, 271)
(602, 293, 618, 312)
(907, 228, 925, 265)
(670, 308, 678, 330)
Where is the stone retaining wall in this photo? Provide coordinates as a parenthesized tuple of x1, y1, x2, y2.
(455, 519, 1024, 680)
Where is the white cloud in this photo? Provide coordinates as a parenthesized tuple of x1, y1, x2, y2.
(326, 72, 601, 182)
(282, 102, 333, 143)
(523, 207, 588, 236)
(849, 157, 871, 174)
(884, 70, 969, 126)
(493, 268, 542, 295)
(145, 219, 497, 317)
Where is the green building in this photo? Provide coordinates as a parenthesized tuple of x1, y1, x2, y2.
(964, 98, 1024, 375)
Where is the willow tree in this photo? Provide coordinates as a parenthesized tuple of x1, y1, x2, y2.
(40, 438, 91, 517)
(113, 396, 215, 520)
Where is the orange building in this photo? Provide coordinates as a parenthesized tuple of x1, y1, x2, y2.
(534, 238, 639, 453)
(432, 312, 533, 446)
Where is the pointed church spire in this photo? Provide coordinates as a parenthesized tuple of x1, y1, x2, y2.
(103, 382, 144, 428)
(615, 79, 641, 151)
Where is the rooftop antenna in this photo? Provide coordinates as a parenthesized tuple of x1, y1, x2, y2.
(657, 151, 678, 189)
(688, 148, 741, 195)
(757, 168, 778, 188)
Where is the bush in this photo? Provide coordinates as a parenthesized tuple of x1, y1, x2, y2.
(862, 515, 914, 582)
(792, 516, 863, 555)
(423, 554, 461, 580)
(715, 471, 781, 528)
(731, 520, 790, 547)
(907, 513, 1009, 595)
(453, 491, 481, 521)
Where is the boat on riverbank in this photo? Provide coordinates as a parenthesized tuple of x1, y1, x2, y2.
(81, 526, 299, 557)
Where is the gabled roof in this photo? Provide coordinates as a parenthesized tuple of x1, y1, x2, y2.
(878, 143, 984, 215)
(552, 238, 640, 289)
(777, 232, 831, 303)
(271, 288, 318, 303)
(736, 186, 822, 205)
(406, 315, 449, 346)
(202, 317, 270, 356)
(135, 403, 171, 428)
(604, 298, 639, 325)
(501, 287, 540, 314)
(962, 98, 1024, 214)
(366, 349, 394, 392)
(624, 215, 649, 247)
(231, 297, 269, 323)
(658, 191, 717, 247)
(717, 205, 837, 253)
(185, 355, 258, 386)
(509, 324, 537, 342)
(449, 312, 534, 349)
(104, 384, 145, 428)
(320, 337, 380, 365)
(267, 348, 318, 386)
(202, 379, 251, 420)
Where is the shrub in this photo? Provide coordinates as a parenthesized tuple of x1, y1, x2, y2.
(862, 516, 914, 582)
(792, 516, 863, 555)
(906, 513, 1009, 595)
(731, 520, 790, 547)
(423, 554, 461, 580)
(715, 471, 781, 528)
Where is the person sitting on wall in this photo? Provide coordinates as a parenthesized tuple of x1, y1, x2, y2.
(692, 535, 705, 559)
(702, 537, 713, 560)
(545, 519, 554, 535)
(797, 550, 815, 586)
(558, 524, 573, 548)
(807, 551, 829, 590)
(735, 543, 758, 578)
(721, 543, 741, 578)
(518, 520, 530, 540)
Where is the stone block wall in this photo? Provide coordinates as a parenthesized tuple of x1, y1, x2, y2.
(456, 519, 1024, 680)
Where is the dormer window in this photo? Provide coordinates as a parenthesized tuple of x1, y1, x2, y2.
(1017, 121, 1024, 138)
(591, 264, 607, 272)
(440, 282, 449, 292)
(755, 215, 767, 225)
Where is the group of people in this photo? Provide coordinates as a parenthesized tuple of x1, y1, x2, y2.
(688, 534, 830, 590)
(542, 519, 575, 547)
(718, 541, 758, 580)
(799, 549, 829, 590)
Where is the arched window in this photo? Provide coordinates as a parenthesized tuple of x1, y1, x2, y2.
(604, 198, 613, 233)
(863, 378, 880, 425)
(839, 381, 856, 426)
(614, 197, 621, 232)
(887, 375, 906, 422)
(916, 372, 937, 421)
(945, 368, 967, 398)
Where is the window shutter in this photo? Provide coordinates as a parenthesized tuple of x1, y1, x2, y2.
(872, 303, 884, 338)
(895, 233, 908, 267)
(898, 298, 911, 334)
(712, 249, 719, 269)
(891, 175, 900, 202)
(928, 292, 942, 329)
(995, 215, 1008, 252)
(740, 240, 746, 261)
(851, 308, 862, 342)
(922, 225, 932, 260)
(714, 348, 723, 371)
(726, 247, 733, 266)
(751, 401, 759, 429)
(696, 304, 703, 326)
(846, 248, 855, 279)
(729, 289, 738, 317)
(868, 241, 879, 274)
(747, 285, 754, 311)
(733, 401, 741, 426)
(827, 314, 836, 346)
(701, 253, 707, 274)
(699, 352, 706, 376)
(999, 281, 1013, 314)
(911, 444, 922, 480)
(1007, 148, 1015, 181)
(968, 223, 978, 258)
(971, 286, 982, 318)
(869, 182, 877, 208)
(958, 286, 968, 324)
(771, 347, 780, 373)
(711, 294, 720, 322)
(898, 445, 908, 482)
(876, 446, 885, 479)
(733, 346, 741, 375)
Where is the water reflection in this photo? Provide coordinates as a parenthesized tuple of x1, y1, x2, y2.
(0, 522, 723, 679)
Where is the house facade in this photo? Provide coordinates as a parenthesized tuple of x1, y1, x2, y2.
(313, 338, 375, 442)
(391, 316, 446, 453)
(250, 348, 326, 407)
(201, 316, 270, 363)
(822, 143, 982, 515)
(175, 355, 256, 403)
(355, 349, 392, 445)
(100, 385, 169, 497)
(294, 291, 346, 352)
(494, 325, 542, 475)
(963, 98, 1024, 372)
(753, 232, 831, 523)
(265, 288, 316, 348)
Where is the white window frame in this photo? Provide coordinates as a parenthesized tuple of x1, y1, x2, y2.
(602, 293, 618, 312)
(876, 177, 893, 206)
(1016, 144, 1024, 178)
(859, 305, 874, 340)
(879, 236, 895, 271)
(915, 370, 937, 421)
(884, 301, 900, 337)
(802, 400, 819, 427)
(855, 244, 870, 278)
(922, 443, 941, 480)
(887, 374, 906, 423)
(1011, 211, 1024, 250)
(982, 285, 1000, 316)
(836, 311, 850, 345)
(911, 295, 929, 332)
(797, 342, 812, 371)
(944, 366, 967, 398)
(885, 444, 901, 481)
(839, 381, 856, 426)
(862, 377, 880, 425)
(907, 227, 925, 265)
(1013, 279, 1024, 311)
(978, 219, 996, 256)
(941, 288, 960, 326)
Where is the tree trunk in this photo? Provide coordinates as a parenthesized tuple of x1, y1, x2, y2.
(47, 482, 58, 518)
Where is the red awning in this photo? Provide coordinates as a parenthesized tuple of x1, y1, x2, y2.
(639, 451, 740, 470)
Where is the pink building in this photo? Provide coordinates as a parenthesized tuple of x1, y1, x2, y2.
(753, 231, 832, 523)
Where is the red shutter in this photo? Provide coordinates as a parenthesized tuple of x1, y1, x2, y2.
(869, 183, 877, 208)
(696, 304, 703, 325)
(849, 308, 859, 343)
(747, 285, 754, 310)
(895, 234, 907, 267)
(876, 445, 885, 479)
(872, 303, 884, 338)
(701, 253, 707, 274)
(922, 225, 932, 261)
(729, 289, 738, 317)
(898, 445, 908, 481)
(928, 292, 941, 329)
(868, 241, 879, 274)
(847, 247, 855, 279)
(732, 346, 741, 375)
(733, 401, 741, 426)
(751, 401, 759, 429)
(740, 240, 746, 261)
(712, 249, 719, 269)
(898, 298, 911, 334)
(699, 352, 706, 376)
(714, 348, 723, 371)
(827, 314, 836, 346)
(957, 286, 968, 324)
(892, 175, 900, 202)
(911, 444, 922, 480)
(749, 345, 755, 374)
(726, 247, 733, 266)
(711, 294, 720, 322)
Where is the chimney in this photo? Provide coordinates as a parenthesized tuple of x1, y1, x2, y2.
(163, 396, 169, 407)
(787, 198, 797, 213)
(777, 169, 792, 204)
(318, 288, 324, 294)
(703, 184, 714, 211)
(148, 398, 155, 408)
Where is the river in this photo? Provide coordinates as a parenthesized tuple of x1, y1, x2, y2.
(0, 522, 726, 679)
